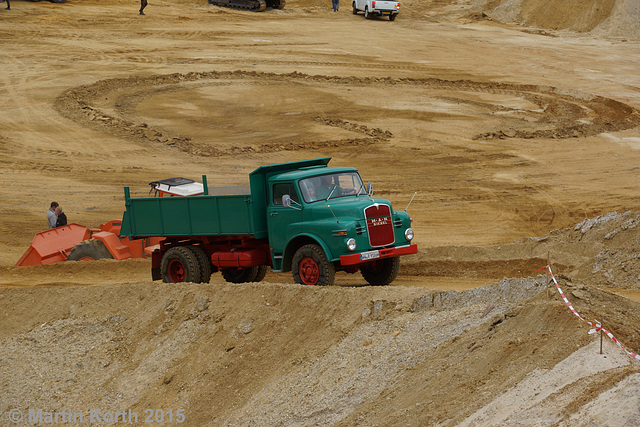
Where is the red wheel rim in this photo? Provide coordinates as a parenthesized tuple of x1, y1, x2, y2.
(168, 259, 186, 282)
(78, 256, 95, 262)
(299, 257, 319, 285)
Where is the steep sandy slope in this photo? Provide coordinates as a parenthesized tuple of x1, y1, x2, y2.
(410, 0, 640, 39)
(479, 0, 640, 38)
(1, 214, 639, 426)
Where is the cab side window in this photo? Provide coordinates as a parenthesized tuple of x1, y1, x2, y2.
(272, 183, 299, 205)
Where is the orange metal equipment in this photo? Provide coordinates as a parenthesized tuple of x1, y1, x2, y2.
(16, 177, 200, 267)
(89, 220, 162, 260)
(16, 224, 93, 266)
(15, 220, 162, 267)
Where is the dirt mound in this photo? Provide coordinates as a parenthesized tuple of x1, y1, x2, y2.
(411, 211, 640, 285)
(2, 213, 639, 425)
(0, 275, 620, 426)
(481, 0, 640, 38)
(407, 210, 640, 348)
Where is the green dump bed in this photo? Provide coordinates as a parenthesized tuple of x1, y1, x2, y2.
(121, 186, 261, 239)
(120, 158, 332, 240)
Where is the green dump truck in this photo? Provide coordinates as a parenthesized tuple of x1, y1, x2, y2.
(121, 157, 417, 286)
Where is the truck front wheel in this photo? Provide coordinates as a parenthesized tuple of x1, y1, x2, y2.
(352, 2, 357, 14)
(162, 247, 202, 283)
(292, 244, 335, 286)
(360, 257, 400, 286)
(221, 266, 264, 283)
(67, 240, 114, 261)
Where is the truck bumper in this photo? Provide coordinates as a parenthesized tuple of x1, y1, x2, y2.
(339, 244, 417, 266)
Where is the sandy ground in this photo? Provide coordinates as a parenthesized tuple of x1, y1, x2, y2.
(1, 0, 640, 425)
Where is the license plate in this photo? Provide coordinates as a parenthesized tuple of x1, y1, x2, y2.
(360, 250, 380, 261)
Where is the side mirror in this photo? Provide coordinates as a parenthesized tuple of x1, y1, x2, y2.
(367, 182, 373, 196)
(282, 194, 303, 210)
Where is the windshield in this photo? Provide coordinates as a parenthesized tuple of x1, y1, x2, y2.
(299, 172, 366, 203)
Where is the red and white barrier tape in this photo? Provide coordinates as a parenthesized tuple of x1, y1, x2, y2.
(539, 265, 639, 362)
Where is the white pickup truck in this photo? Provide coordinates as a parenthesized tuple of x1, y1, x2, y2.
(352, 0, 399, 20)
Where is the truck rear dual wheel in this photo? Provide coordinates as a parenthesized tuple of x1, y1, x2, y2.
(67, 240, 114, 261)
(292, 244, 335, 286)
(221, 265, 269, 283)
(254, 265, 269, 282)
(188, 245, 212, 284)
(360, 257, 400, 286)
(364, 6, 371, 19)
(161, 247, 201, 283)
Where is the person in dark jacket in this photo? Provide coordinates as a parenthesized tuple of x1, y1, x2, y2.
(55, 206, 67, 228)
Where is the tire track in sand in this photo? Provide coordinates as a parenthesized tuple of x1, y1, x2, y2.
(54, 70, 640, 157)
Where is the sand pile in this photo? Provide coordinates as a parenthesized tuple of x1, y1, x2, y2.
(2, 213, 639, 426)
(481, 0, 640, 38)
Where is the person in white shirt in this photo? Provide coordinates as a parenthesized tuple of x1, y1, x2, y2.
(47, 201, 59, 229)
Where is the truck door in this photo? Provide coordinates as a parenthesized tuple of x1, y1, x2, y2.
(267, 182, 303, 269)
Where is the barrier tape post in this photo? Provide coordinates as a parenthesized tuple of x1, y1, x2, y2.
(600, 314, 603, 355)
(538, 264, 640, 362)
(546, 251, 550, 300)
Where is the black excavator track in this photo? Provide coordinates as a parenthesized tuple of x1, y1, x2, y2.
(268, 0, 285, 9)
(208, 0, 284, 11)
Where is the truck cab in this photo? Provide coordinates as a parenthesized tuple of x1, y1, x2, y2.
(261, 160, 416, 285)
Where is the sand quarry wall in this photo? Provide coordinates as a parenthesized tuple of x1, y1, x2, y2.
(1, 275, 638, 426)
(481, 0, 640, 38)
(2, 213, 640, 425)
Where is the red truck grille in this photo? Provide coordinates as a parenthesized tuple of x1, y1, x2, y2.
(365, 204, 395, 247)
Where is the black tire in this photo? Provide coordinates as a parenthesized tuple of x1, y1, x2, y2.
(221, 266, 260, 283)
(360, 257, 400, 286)
(187, 245, 212, 284)
(364, 6, 371, 19)
(161, 247, 202, 283)
(389, 13, 396, 21)
(253, 265, 269, 282)
(292, 244, 335, 286)
(352, 2, 357, 14)
(67, 240, 114, 261)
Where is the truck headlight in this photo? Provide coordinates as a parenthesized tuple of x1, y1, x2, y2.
(347, 238, 357, 251)
(404, 228, 414, 241)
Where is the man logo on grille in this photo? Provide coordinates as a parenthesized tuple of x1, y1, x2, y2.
(370, 217, 389, 226)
